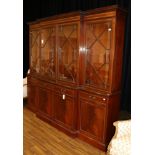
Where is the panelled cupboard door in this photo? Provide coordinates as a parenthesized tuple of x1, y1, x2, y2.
(27, 84, 37, 112)
(38, 87, 53, 118)
(30, 30, 40, 74)
(79, 97, 106, 142)
(57, 23, 79, 84)
(40, 27, 56, 80)
(84, 18, 115, 90)
(53, 92, 75, 129)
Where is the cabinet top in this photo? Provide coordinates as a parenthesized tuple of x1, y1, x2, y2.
(28, 5, 127, 25)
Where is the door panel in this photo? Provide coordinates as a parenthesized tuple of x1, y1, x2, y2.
(85, 20, 113, 89)
(79, 98, 106, 141)
(38, 87, 53, 117)
(53, 92, 75, 129)
(40, 27, 56, 80)
(30, 31, 40, 74)
(27, 84, 37, 112)
(57, 23, 78, 83)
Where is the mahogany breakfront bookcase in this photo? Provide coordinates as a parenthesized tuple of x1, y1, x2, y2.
(27, 5, 126, 151)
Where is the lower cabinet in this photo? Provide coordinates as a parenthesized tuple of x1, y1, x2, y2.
(37, 87, 53, 119)
(27, 78, 113, 150)
(27, 84, 38, 112)
(78, 91, 107, 148)
(53, 86, 77, 131)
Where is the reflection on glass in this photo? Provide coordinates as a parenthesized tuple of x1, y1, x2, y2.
(58, 24, 78, 83)
(40, 27, 56, 80)
(85, 22, 111, 88)
(30, 31, 40, 73)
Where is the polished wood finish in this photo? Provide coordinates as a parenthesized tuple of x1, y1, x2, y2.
(27, 5, 126, 151)
(84, 18, 113, 90)
(57, 23, 79, 84)
(79, 91, 106, 140)
(53, 86, 77, 130)
(38, 87, 53, 118)
(29, 30, 40, 75)
(40, 26, 56, 81)
(27, 84, 38, 112)
(24, 107, 105, 155)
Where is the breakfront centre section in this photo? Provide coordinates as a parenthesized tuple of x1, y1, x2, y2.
(27, 5, 126, 151)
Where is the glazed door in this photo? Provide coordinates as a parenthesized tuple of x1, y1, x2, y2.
(79, 93, 106, 142)
(84, 19, 114, 90)
(30, 30, 40, 74)
(53, 92, 75, 129)
(57, 23, 79, 84)
(40, 27, 56, 81)
(38, 87, 53, 118)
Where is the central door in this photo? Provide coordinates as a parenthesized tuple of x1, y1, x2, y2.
(57, 23, 79, 84)
(53, 88, 76, 130)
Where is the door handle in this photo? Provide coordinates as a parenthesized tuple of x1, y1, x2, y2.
(62, 94, 66, 100)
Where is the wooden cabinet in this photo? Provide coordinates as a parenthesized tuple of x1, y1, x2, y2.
(37, 87, 53, 118)
(40, 26, 56, 81)
(28, 5, 126, 151)
(30, 30, 40, 74)
(54, 88, 76, 129)
(27, 78, 38, 112)
(57, 23, 79, 84)
(53, 86, 77, 130)
(79, 91, 106, 142)
(84, 18, 114, 90)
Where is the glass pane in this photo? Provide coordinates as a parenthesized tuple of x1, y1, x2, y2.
(85, 22, 111, 88)
(40, 27, 56, 80)
(30, 31, 40, 73)
(58, 24, 78, 83)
